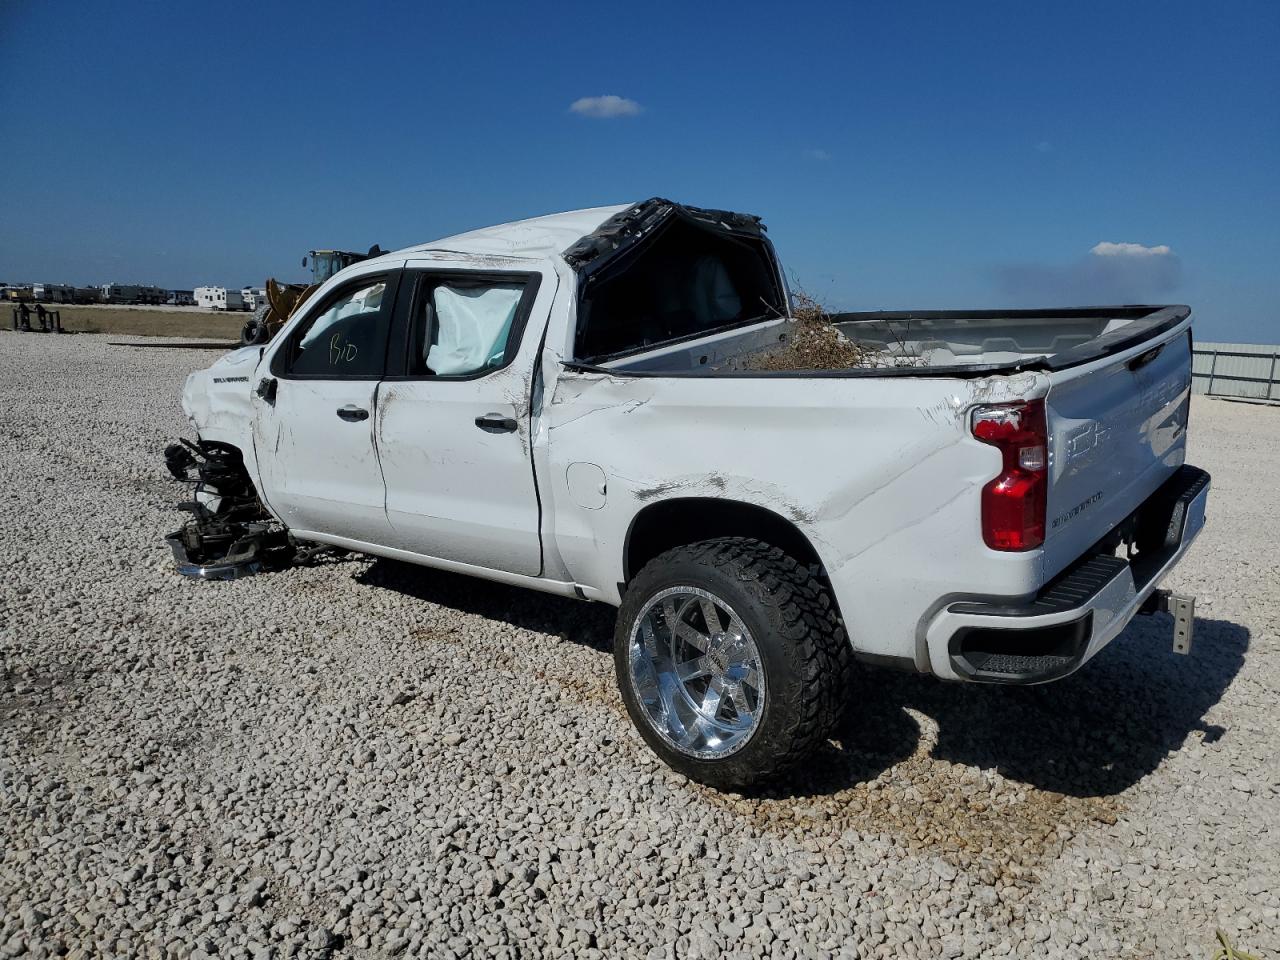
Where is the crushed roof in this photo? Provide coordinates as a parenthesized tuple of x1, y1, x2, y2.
(401, 204, 635, 262)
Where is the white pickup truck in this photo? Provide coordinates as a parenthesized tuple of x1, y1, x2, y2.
(167, 198, 1210, 789)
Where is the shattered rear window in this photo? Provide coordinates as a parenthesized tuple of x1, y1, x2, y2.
(575, 216, 782, 361)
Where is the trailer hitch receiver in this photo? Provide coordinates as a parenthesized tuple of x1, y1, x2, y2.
(1140, 588, 1196, 654)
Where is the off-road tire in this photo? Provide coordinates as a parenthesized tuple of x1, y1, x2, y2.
(240, 305, 272, 346)
(614, 536, 852, 790)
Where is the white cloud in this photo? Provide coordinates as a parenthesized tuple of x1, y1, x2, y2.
(804, 148, 832, 161)
(1035, 140, 1052, 153)
(569, 95, 643, 119)
(997, 241, 1182, 304)
(1090, 241, 1173, 258)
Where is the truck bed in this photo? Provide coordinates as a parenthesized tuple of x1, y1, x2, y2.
(584, 305, 1189, 378)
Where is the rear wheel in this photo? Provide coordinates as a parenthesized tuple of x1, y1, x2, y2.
(613, 537, 850, 790)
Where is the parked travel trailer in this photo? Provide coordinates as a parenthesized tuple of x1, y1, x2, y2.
(31, 283, 80, 303)
(100, 283, 166, 305)
(194, 286, 246, 311)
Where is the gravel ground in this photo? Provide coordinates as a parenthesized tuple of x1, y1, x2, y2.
(2, 333, 1277, 960)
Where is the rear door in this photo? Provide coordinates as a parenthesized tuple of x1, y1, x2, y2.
(374, 264, 553, 575)
(253, 270, 401, 543)
(1041, 324, 1193, 577)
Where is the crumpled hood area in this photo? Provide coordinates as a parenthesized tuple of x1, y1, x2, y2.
(182, 345, 261, 441)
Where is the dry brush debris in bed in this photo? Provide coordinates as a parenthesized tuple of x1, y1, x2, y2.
(746, 292, 928, 372)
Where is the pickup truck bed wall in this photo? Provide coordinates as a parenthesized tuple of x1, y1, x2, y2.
(582, 305, 1190, 379)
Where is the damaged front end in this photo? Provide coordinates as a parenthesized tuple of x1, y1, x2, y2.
(163, 439, 293, 580)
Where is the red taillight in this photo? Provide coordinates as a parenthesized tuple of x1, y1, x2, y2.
(971, 399, 1047, 551)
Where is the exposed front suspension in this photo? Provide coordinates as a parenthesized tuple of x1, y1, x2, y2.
(163, 439, 293, 579)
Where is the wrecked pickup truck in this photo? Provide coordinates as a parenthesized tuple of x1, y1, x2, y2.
(168, 198, 1209, 788)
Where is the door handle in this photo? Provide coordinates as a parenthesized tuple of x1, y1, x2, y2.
(475, 413, 518, 433)
(337, 405, 370, 422)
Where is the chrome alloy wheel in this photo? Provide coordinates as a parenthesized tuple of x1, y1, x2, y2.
(626, 586, 766, 759)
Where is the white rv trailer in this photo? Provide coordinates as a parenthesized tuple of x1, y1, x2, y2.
(194, 286, 246, 311)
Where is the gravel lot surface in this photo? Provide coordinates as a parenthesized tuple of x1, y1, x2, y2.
(2, 333, 1277, 959)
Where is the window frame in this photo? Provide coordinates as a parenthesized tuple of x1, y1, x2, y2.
(384, 268, 543, 382)
(271, 271, 403, 381)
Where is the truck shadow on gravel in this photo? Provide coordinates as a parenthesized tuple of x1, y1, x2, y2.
(355, 559, 617, 654)
(720, 615, 1251, 879)
(358, 558, 1248, 791)
(357, 561, 1249, 805)
(352, 561, 1251, 878)
(814, 614, 1250, 800)
(350, 561, 1255, 878)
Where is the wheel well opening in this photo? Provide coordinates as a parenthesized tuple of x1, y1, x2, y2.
(624, 497, 825, 584)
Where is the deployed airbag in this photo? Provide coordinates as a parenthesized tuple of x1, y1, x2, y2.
(427, 283, 523, 375)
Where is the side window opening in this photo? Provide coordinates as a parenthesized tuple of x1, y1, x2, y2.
(284, 277, 390, 378)
(575, 217, 782, 361)
(409, 278, 531, 377)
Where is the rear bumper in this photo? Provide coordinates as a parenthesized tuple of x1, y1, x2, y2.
(926, 465, 1210, 683)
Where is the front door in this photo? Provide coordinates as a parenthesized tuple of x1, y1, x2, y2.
(375, 265, 550, 575)
(253, 270, 401, 544)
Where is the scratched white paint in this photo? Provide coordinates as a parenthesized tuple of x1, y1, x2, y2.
(540, 365, 1040, 662)
(368, 258, 563, 575)
(181, 346, 259, 462)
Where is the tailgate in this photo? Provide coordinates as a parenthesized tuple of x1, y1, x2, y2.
(1041, 325, 1193, 579)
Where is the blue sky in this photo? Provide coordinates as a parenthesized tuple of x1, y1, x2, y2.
(1, 0, 1277, 342)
